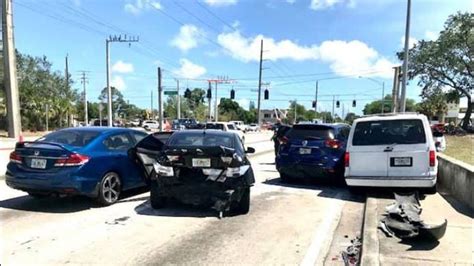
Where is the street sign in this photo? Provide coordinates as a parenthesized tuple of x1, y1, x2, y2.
(164, 91, 178, 95)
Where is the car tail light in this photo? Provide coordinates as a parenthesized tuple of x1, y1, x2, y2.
(325, 139, 341, 149)
(55, 153, 90, 167)
(429, 150, 436, 167)
(9, 151, 22, 164)
(279, 136, 289, 145)
(344, 152, 350, 167)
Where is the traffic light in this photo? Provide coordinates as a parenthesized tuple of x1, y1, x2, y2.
(230, 89, 235, 100)
(352, 100, 356, 107)
(312, 101, 316, 108)
(184, 88, 191, 98)
(264, 89, 269, 100)
(336, 100, 340, 108)
(207, 88, 212, 99)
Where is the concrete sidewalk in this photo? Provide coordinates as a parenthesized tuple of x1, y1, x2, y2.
(362, 192, 473, 265)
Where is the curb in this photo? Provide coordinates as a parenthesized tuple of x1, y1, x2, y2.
(361, 196, 380, 266)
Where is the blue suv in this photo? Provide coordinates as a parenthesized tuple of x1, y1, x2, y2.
(276, 123, 350, 182)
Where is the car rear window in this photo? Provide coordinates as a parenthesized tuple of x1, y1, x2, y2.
(168, 133, 233, 148)
(287, 125, 334, 140)
(352, 119, 426, 146)
(206, 123, 224, 130)
(37, 130, 100, 147)
(227, 124, 236, 130)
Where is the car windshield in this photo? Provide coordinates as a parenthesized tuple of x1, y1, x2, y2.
(353, 119, 426, 146)
(206, 123, 224, 130)
(168, 132, 233, 148)
(37, 130, 100, 147)
(287, 125, 334, 140)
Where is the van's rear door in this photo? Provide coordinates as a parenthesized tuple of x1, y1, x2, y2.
(386, 119, 430, 177)
(349, 121, 388, 177)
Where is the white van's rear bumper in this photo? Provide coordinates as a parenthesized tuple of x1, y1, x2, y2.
(345, 176, 437, 188)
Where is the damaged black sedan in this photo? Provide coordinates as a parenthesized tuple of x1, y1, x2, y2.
(130, 130, 256, 217)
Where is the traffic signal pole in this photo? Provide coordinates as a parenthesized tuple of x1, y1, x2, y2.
(257, 39, 263, 126)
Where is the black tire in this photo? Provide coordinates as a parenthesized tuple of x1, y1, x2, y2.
(421, 184, 437, 195)
(150, 181, 166, 209)
(232, 187, 250, 215)
(28, 192, 48, 199)
(97, 172, 122, 206)
(280, 173, 293, 183)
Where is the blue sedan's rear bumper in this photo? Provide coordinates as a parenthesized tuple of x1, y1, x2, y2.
(5, 164, 100, 197)
(276, 155, 342, 179)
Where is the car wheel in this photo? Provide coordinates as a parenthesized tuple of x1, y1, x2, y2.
(28, 192, 48, 199)
(150, 181, 166, 209)
(231, 187, 250, 215)
(97, 172, 121, 206)
(421, 184, 437, 195)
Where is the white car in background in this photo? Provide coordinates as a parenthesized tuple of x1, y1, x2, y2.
(206, 122, 245, 143)
(230, 120, 247, 131)
(247, 123, 259, 132)
(142, 120, 160, 130)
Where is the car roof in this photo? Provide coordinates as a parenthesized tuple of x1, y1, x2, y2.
(58, 127, 143, 134)
(293, 123, 349, 129)
(355, 113, 426, 123)
(172, 129, 237, 137)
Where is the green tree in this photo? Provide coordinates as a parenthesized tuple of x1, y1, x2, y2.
(399, 12, 473, 129)
(363, 95, 416, 115)
(416, 86, 448, 121)
(344, 112, 358, 124)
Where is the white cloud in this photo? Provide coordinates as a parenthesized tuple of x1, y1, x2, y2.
(171, 24, 205, 52)
(400, 36, 418, 48)
(205, 0, 237, 7)
(112, 60, 134, 73)
(217, 30, 395, 78)
(237, 98, 250, 109)
(173, 59, 207, 79)
(424, 30, 438, 41)
(111, 76, 126, 91)
(124, 0, 161, 15)
(310, 0, 352, 10)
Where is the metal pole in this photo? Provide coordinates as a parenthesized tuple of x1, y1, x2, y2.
(294, 100, 297, 124)
(391, 66, 400, 113)
(214, 81, 218, 122)
(158, 67, 163, 132)
(99, 104, 102, 126)
(106, 39, 113, 127)
(2, 0, 21, 138)
(151, 90, 153, 119)
(81, 72, 88, 125)
(400, 0, 411, 112)
(177, 80, 181, 119)
(332, 95, 335, 122)
(208, 81, 212, 121)
(314, 81, 318, 113)
(45, 104, 49, 132)
(257, 39, 263, 125)
(381, 82, 385, 114)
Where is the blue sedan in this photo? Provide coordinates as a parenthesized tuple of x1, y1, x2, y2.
(5, 127, 149, 205)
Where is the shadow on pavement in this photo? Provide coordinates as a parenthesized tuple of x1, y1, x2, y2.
(263, 177, 365, 203)
(399, 238, 440, 251)
(0, 186, 150, 214)
(134, 199, 218, 218)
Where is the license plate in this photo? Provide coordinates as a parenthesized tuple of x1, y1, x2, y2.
(393, 157, 412, 166)
(192, 158, 211, 168)
(299, 148, 312, 155)
(30, 158, 47, 169)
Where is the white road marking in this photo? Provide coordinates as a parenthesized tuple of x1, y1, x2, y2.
(300, 192, 345, 266)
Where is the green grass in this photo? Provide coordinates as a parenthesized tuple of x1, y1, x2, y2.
(444, 135, 474, 165)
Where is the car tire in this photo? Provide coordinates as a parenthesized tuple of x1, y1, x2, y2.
(231, 187, 250, 215)
(422, 184, 437, 195)
(150, 181, 166, 209)
(28, 192, 48, 199)
(97, 172, 122, 206)
(280, 173, 293, 183)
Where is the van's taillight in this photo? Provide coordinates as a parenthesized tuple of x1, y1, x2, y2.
(325, 139, 341, 149)
(55, 153, 90, 167)
(9, 151, 22, 164)
(429, 150, 436, 167)
(279, 136, 289, 145)
(344, 152, 350, 167)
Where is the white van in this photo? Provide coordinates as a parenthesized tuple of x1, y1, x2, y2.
(344, 113, 437, 190)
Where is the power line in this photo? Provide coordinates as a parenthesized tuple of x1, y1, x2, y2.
(172, 0, 222, 33)
(194, 0, 238, 31)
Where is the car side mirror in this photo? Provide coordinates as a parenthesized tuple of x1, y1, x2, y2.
(246, 147, 255, 154)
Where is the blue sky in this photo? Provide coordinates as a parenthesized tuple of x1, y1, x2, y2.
(13, 0, 472, 117)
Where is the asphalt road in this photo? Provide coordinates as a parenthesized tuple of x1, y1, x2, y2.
(0, 144, 364, 265)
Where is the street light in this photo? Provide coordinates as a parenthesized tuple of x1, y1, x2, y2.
(359, 76, 385, 114)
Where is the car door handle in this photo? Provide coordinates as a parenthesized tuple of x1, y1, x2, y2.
(384, 147, 393, 152)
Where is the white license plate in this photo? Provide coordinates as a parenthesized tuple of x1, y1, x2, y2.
(192, 158, 211, 168)
(393, 157, 411, 166)
(30, 158, 47, 169)
(299, 148, 312, 155)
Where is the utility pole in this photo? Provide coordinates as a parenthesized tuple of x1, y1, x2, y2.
(400, 0, 411, 112)
(314, 81, 319, 113)
(176, 79, 181, 119)
(392, 66, 401, 113)
(332, 95, 335, 122)
(150, 90, 153, 119)
(214, 80, 218, 122)
(79, 71, 89, 125)
(65, 55, 70, 126)
(342, 103, 345, 121)
(257, 39, 263, 126)
(158, 67, 163, 132)
(45, 104, 49, 132)
(208, 81, 212, 121)
(99, 104, 103, 126)
(105, 35, 139, 127)
(2, 0, 21, 138)
(293, 99, 297, 124)
(381, 81, 385, 114)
